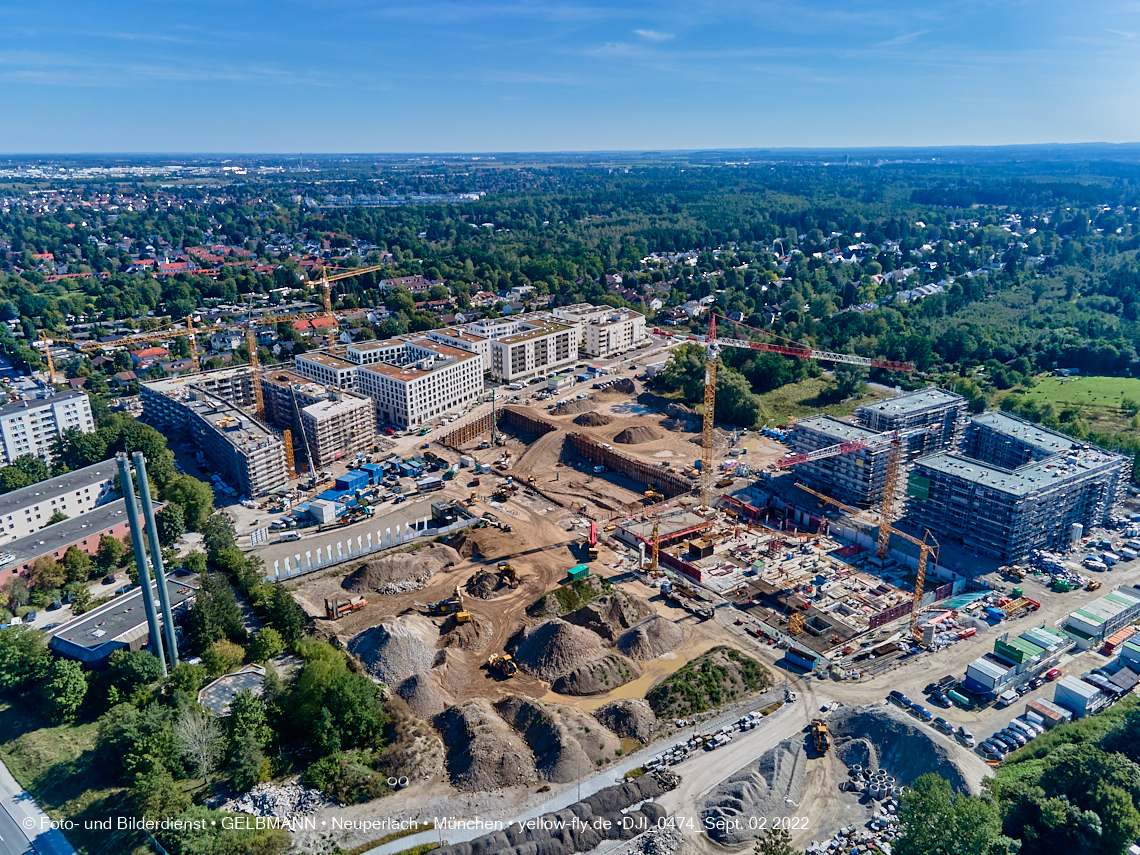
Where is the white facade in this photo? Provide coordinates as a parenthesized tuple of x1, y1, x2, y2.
(294, 353, 358, 390)
(485, 319, 576, 383)
(580, 309, 646, 357)
(0, 391, 94, 466)
(357, 340, 482, 429)
(0, 460, 116, 543)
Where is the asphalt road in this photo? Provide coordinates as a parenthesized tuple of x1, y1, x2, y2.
(0, 805, 33, 855)
(0, 758, 74, 855)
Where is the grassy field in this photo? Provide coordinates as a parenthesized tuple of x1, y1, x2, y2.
(755, 377, 889, 425)
(996, 375, 1140, 432)
(0, 698, 146, 855)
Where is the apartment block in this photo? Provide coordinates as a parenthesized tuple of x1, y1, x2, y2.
(963, 411, 1079, 470)
(356, 339, 482, 429)
(788, 416, 892, 508)
(300, 391, 377, 468)
(0, 460, 117, 544)
(175, 365, 259, 409)
(141, 378, 287, 497)
(0, 391, 94, 465)
(294, 353, 358, 390)
(260, 370, 331, 431)
(482, 318, 576, 383)
(553, 304, 647, 357)
(854, 387, 968, 460)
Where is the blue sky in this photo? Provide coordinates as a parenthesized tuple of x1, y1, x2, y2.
(3, 0, 1140, 152)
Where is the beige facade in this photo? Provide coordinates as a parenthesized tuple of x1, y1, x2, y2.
(294, 353, 358, 390)
(300, 392, 377, 468)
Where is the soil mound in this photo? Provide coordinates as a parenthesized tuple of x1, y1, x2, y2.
(347, 615, 438, 684)
(440, 615, 489, 652)
(573, 411, 613, 427)
(699, 736, 808, 847)
(553, 399, 594, 416)
(508, 618, 608, 682)
(446, 533, 481, 560)
(617, 616, 684, 659)
(829, 705, 970, 790)
(612, 377, 636, 394)
(564, 592, 654, 640)
(434, 699, 538, 791)
(465, 567, 507, 599)
(614, 425, 661, 444)
(665, 402, 696, 419)
(432, 648, 471, 694)
(394, 672, 453, 719)
(689, 428, 731, 448)
(494, 695, 621, 783)
(342, 544, 461, 595)
(594, 699, 658, 743)
(647, 645, 770, 718)
(553, 653, 641, 696)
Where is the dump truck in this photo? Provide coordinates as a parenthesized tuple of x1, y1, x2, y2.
(587, 520, 599, 561)
(325, 596, 367, 620)
(811, 719, 831, 753)
(488, 653, 518, 677)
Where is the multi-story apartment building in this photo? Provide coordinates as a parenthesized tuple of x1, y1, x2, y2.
(788, 416, 893, 508)
(483, 318, 576, 383)
(0, 460, 117, 544)
(0, 391, 94, 465)
(356, 339, 483, 429)
(854, 387, 968, 461)
(294, 353, 358, 390)
(552, 304, 647, 357)
(260, 370, 331, 431)
(300, 392, 377, 468)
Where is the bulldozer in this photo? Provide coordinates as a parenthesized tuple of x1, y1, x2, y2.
(325, 596, 367, 620)
(423, 586, 471, 623)
(492, 487, 512, 502)
(488, 653, 518, 678)
(468, 491, 478, 506)
(497, 561, 520, 588)
(810, 719, 831, 754)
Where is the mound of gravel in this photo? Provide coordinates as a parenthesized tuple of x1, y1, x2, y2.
(699, 736, 807, 847)
(564, 592, 654, 640)
(219, 782, 330, 818)
(494, 695, 621, 783)
(574, 411, 614, 427)
(594, 698, 658, 743)
(434, 699, 538, 791)
(342, 544, 461, 595)
(829, 705, 970, 790)
(553, 398, 595, 415)
(432, 648, 471, 694)
(347, 615, 438, 684)
(614, 425, 661, 444)
(466, 567, 507, 599)
(617, 616, 684, 659)
(509, 618, 608, 682)
(553, 653, 641, 695)
(394, 672, 453, 718)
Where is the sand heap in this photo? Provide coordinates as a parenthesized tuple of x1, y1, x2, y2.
(553, 653, 641, 696)
(564, 592, 654, 640)
(432, 648, 471, 695)
(617, 616, 684, 659)
(574, 411, 614, 427)
(508, 618, 608, 682)
(494, 696, 621, 783)
(394, 672, 453, 718)
(342, 544, 461, 595)
(553, 399, 595, 416)
(347, 614, 438, 684)
(614, 426, 661, 444)
(594, 699, 658, 743)
(434, 699, 538, 791)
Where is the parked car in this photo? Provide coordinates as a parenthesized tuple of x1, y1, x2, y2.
(923, 682, 942, 695)
(102, 574, 117, 585)
(999, 729, 1027, 747)
(956, 727, 976, 747)
(1008, 719, 1038, 739)
(932, 717, 956, 735)
(888, 690, 911, 708)
(1030, 676, 1047, 689)
(1045, 668, 1062, 681)
(988, 734, 1016, 752)
(908, 703, 934, 722)
(978, 744, 1005, 761)
(1016, 683, 1033, 696)
(929, 691, 952, 708)
(393, 495, 406, 504)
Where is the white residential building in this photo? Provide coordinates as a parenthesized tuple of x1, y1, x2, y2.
(474, 317, 577, 383)
(578, 308, 646, 357)
(294, 353, 358, 390)
(0, 459, 117, 543)
(356, 339, 483, 428)
(0, 391, 94, 466)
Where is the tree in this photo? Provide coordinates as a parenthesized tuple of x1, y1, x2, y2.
(265, 584, 305, 644)
(96, 533, 127, 572)
(162, 476, 214, 531)
(754, 827, 796, 855)
(30, 555, 67, 591)
(62, 545, 93, 583)
(64, 582, 92, 614)
(896, 773, 1015, 855)
(174, 706, 224, 786)
(133, 763, 190, 820)
(42, 658, 88, 723)
(201, 639, 244, 676)
(249, 626, 285, 663)
(200, 513, 236, 559)
(227, 689, 272, 750)
(185, 572, 246, 652)
(108, 648, 164, 693)
(833, 364, 867, 399)
(228, 729, 267, 793)
(46, 510, 68, 525)
(155, 504, 185, 548)
(0, 625, 49, 690)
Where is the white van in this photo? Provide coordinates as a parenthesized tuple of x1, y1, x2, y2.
(508, 382, 526, 391)
(278, 531, 300, 542)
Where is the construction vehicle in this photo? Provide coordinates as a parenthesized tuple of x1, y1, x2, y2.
(492, 487, 512, 502)
(1004, 566, 1026, 582)
(325, 596, 367, 620)
(587, 520, 599, 561)
(1089, 579, 1102, 591)
(497, 561, 520, 588)
(488, 653, 518, 678)
(811, 719, 831, 753)
(423, 586, 471, 622)
(528, 475, 537, 487)
(654, 315, 912, 509)
(468, 491, 478, 507)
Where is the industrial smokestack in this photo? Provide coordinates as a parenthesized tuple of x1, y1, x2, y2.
(116, 453, 167, 677)
(133, 451, 180, 672)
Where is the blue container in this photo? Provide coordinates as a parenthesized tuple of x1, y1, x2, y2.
(360, 463, 385, 485)
(336, 470, 369, 492)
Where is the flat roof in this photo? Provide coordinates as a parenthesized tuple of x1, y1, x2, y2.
(302, 395, 371, 419)
(1056, 674, 1100, 699)
(198, 664, 265, 716)
(0, 460, 116, 518)
(856, 386, 964, 418)
(913, 448, 1124, 495)
(297, 353, 356, 370)
(5, 498, 136, 566)
(968, 657, 1010, 679)
(497, 320, 573, 345)
(969, 411, 1077, 455)
(187, 396, 281, 450)
(0, 389, 87, 419)
(793, 415, 876, 442)
(50, 574, 198, 651)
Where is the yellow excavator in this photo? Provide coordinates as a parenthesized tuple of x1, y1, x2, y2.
(423, 586, 471, 623)
(488, 653, 518, 677)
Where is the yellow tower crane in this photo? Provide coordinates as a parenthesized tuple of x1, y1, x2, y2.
(311, 263, 389, 316)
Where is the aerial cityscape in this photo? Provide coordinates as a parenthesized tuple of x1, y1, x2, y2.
(3, 4, 1140, 855)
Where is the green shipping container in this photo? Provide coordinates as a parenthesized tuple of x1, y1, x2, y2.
(568, 565, 590, 581)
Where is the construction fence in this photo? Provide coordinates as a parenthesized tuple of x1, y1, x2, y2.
(438, 412, 496, 448)
(500, 407, 559, 437)
(565, 432, 695, 497)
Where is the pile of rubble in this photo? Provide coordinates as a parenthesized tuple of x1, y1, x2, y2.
(219, 782, 331, 817)
(633, 824, 683, 854)
(806, 805, 902, 855)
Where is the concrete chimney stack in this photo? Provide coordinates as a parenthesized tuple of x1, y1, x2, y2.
(133, 451, 180, 672)
(116, 453, 167, 677)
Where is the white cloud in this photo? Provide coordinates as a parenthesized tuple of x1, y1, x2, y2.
(635, 29, 675, 41)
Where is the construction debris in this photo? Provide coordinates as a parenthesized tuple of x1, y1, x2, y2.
(219, 782, 330, 818)
(342, 545, 461, 595)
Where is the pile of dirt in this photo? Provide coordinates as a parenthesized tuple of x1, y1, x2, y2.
(689, 428, 732, 448)
(553, 653, 642, 696)
(374, 697, 446, 782)
(614, 425, 662, 444)
(432, 648, 471, 695)
(829, 705, 970, 790)
(663, 417, 699, 433)
(494, 695, 622, 782)
(553, 399, 595, 416)
(662, 402, 701, 432)
(699, 735, 808, 847)
(394, 672, 453, 719)
(465, 566, 511, 599)
(342, 544, 462, 595)
(528, 574, 610, 618)
(594, 699, 658, 743)
(446, 533, 481, 560)
(434, 699, 538, 791)
(508, 618, 608, 682)
(617, 616, 684, 659)
(574, 411, 613, 427)
(612, 377, 636, 394)
(665, 402, 696, 419)
(646, 645, 770, 718)
(440, 615, 490, 652)
(347, 615, 438, 684)
(564, 592, 655, 640)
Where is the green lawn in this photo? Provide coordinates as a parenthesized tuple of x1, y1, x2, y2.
(755, 377, 888, 425)
(0, 698, 147, 855)
(997, 374, 1140, 432)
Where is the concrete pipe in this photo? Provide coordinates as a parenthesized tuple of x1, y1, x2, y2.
(850, 764, 863, 775)
(398, 776, 409, 789)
